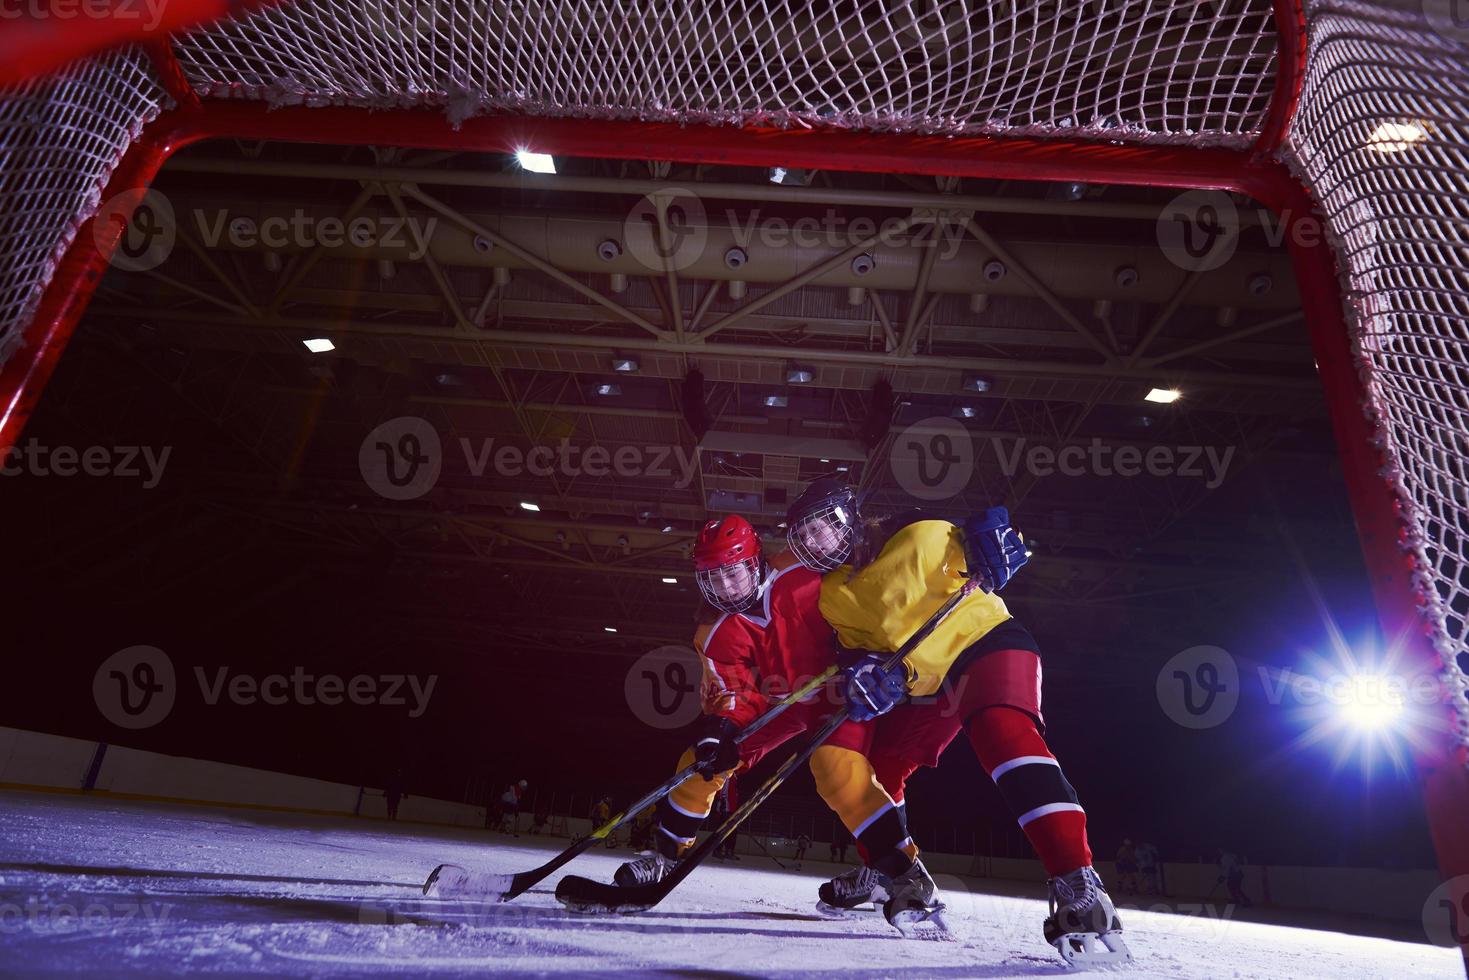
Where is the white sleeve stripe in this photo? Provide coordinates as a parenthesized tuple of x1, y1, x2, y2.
(658, 824, 697, 845)
(704, 660, 730, 694)
(989, 755, 1060, 781)
(665, 797, 711, 820)
(852, 801, 893, 839)
(1016, 802, 1084, 828)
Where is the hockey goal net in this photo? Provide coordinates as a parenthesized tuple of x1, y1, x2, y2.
(0, 0, 1466, 940)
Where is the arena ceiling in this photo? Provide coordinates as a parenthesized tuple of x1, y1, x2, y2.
(14, 137, 1354, 692)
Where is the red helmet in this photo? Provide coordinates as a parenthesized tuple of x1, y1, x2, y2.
(693, 515, 763, 612)
(693, 515, 760, 571)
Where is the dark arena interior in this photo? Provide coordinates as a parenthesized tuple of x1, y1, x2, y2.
(1, 2, 1468, 977)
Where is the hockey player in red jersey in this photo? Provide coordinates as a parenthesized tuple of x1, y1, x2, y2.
(785, 479, 1130, 966)
(614, 514, 922, 917)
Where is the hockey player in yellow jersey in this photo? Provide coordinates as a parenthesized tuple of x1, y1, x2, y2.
(785, 480, 1131, 967)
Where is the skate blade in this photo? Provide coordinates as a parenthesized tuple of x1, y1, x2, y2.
(890, 904, 955, 941)
(815, 900, 878, 918)
(1053, 930, 1133, 970)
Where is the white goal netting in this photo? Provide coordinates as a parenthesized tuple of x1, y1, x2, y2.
(0, 0, 1465, 751)
(1288, 0, 1469, 752)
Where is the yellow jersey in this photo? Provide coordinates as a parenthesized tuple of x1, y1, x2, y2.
(819, 519, 1012, 697)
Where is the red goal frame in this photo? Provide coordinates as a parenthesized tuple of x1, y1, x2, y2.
(1, 2, 1465, 962)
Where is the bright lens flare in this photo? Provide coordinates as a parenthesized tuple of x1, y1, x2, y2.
(1336, 673, 1405, 730)
(1366, 122, 1426, 154)
(515, 149, 557, 174)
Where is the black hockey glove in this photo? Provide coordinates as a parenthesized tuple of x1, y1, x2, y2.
(692, 715, 741, 780)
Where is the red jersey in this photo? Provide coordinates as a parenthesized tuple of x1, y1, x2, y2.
(694, 549, 837, 727)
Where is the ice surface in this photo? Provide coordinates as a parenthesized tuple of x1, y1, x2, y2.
(0, 790, 1461, 978)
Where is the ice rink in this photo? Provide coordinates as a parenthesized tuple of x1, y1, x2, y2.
(0, 789, 1460, 978)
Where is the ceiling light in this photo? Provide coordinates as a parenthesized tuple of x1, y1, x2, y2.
(769, 167, 811, 186)
(613, 355, 640, 373)
(819, 458, 830, 463)
(956, 405, 978, 419)
(835, 465, 849, 473)
(595, 383, 622, 397)
(962, 375, 991, 393)
(434, 373, 462, 387)
(764, 395, 789, 408)
(519, 501, 541, 512)
(661, 524, 674, 533)
(786, 365, 815, 384)
(515, 149, 557, 174)
(1366, 121, 1426, 154)
(662, 577, 678, 584)
(1145, 387, 1182, 404)
(604, 626, 618, 633)
(303, 338, 335, 353)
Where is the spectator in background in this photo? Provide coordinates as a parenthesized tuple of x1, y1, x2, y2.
(630, 804, 656, 850)
(530, 799, 550, 836)
(1135, 840, 1161, 895)
(1217, 849, 1252, 907)
(384, 768, 406, 821)
(498, 779, 527, 836)
(794, 833, 811, 868)
(1115, 838, 1138, 895)
(590, 796, 618, 848)
(829, 828, 851, 864)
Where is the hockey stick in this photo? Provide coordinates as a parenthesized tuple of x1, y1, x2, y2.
(423, 663, 838, 902)
(748, 832, 787, 869)
(555, 580, 980, 913)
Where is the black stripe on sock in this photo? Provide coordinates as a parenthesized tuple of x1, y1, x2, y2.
(994, 762, 1080, 818)
(656, 798, 705, 843)
(857, 805, 914, 877)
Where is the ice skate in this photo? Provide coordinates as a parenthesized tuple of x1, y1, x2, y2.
(1044, 866, 1132, 969)
(816, 865, 889, 917)
(613, 849, 679, 888)
(882, 859, 953, 940)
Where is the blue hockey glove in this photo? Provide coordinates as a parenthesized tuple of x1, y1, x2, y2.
(692, 715, 741, 780)
(844, 653, 910, 722)
(961, 506, 1028, 593)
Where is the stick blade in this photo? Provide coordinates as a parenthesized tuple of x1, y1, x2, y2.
(554, 873, 661, 914)
(422, 863, 516, 902)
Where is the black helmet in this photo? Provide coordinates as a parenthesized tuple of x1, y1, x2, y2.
(785, 478, 861, 571)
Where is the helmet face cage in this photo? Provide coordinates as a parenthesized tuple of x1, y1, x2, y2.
(787, 501, 856, 572)
(696, 555, 763, 613)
